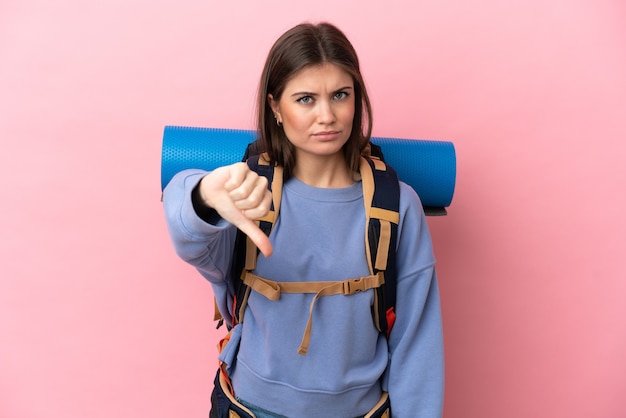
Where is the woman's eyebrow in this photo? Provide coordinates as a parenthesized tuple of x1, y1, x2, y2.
(290, 91, 317, 97)
(290, 86, 353, 97)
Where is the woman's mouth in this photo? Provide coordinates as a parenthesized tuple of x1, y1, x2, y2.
(312, 131, 341, 141)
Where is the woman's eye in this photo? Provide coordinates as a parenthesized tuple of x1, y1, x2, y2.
(333, 91, 349, 100)
(297, 96, 313, 104)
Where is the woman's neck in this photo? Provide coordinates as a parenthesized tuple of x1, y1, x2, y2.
(292, 152, 355, 188)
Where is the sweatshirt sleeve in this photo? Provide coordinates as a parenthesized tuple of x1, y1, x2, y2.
(385, 182, 445, 417)
(162, 169, 238, 325)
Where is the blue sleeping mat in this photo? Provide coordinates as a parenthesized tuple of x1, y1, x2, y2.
(161, 126, 456, 215)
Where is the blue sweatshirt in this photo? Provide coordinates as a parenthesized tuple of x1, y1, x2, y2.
(163, 169, 444, 417)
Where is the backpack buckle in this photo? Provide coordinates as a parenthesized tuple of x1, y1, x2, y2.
(343, 277, 367, 295)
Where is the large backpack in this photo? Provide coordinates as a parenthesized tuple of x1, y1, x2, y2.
(218, 144, 401, 355)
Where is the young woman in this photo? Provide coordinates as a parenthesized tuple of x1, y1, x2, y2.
(163, 22, 444, 418)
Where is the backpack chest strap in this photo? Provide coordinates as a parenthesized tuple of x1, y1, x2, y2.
(242, 271, 385, 355)
(242, 272, 384, 298)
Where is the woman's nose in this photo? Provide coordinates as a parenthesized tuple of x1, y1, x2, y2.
(317, 100, 336, 124)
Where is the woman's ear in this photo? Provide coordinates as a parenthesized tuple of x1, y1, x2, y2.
(268, 94, 281, 122)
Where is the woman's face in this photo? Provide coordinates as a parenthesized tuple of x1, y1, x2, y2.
(269, 63, 355, 161)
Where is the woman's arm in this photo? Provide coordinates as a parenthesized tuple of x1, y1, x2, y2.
(385, 183, 445, 417)
(162, 169, 240, 325)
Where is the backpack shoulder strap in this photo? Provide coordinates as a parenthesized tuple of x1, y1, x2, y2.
(360, 157, 400, 337)
(229, 152, 282, 326)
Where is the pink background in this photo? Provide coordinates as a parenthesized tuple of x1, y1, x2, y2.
(1, 0, 625, 417)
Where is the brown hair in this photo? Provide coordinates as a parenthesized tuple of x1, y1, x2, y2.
(257, 22, 373, 177)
